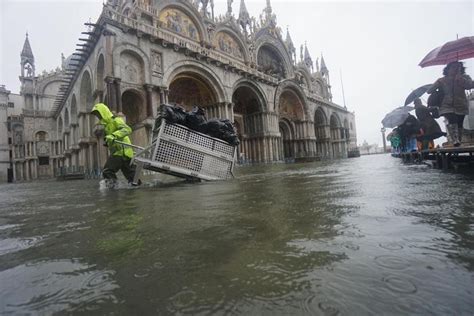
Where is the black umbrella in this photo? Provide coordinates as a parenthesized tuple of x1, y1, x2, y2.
(404, 84, 433, 106)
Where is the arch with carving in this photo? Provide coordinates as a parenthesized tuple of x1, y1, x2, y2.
(330, 112, 342, 140)
(163, 60, 227, 103)
(212, 27, 249, 62)
(35, 131, 49, 142)
(314, 106, 328, 126)
(274, 80, 309, 120)
(157, 3, 207, 42)
(255, 34, 293, 78)
(279, 118, 295, 159)
(232, 79, 268, 113)
(113, 44, 150, 84)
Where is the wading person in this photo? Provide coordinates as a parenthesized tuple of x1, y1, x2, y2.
(91, 103, 140, 187)
(427, 61, 474, 147)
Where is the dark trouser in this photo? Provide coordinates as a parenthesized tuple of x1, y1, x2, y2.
(443, 113, 465, 128)
(103, 155, 136, 182)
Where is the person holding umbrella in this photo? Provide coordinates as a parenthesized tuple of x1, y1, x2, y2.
(413, 98, 445, 150)
(427, 61, 474, 147)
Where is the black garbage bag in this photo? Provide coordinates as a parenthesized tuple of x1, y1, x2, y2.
(185, 106, 207, 131)
(160, 104, 187, 125)
(199, 119, 240, 146)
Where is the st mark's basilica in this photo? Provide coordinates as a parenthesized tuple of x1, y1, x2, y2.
(0, 0, 357, 182)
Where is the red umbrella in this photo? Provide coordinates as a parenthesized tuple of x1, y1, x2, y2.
(419, 36, 474, 67)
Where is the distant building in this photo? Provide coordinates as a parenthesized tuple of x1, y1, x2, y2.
(1, 0, 358, 182)
(359, 140, 385, 155)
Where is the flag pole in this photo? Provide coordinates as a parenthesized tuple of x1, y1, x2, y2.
(340, 69, 347, 109)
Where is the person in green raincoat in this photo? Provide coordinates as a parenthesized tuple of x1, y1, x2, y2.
(91, 103, 139, 185)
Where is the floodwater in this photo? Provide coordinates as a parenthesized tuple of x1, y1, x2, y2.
(0, 154, 473, 315)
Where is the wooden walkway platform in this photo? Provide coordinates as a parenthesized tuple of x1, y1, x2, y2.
(399, 146, 474, 171)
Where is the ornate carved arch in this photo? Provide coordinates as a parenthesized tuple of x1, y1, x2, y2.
(314, 106, 328, 126)
(113, 43, 150, 84)
(330, 112, 342, 128)
(232, 79, 268, 112)
(274, 80, 310, 119)
(156, 2, 208, 42)
(163, 60, 227, 102)
(254, 32, 293, 78)
(212, 26, 249, 63)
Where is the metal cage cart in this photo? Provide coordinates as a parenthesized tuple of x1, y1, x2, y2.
(118, 118, 237, 182)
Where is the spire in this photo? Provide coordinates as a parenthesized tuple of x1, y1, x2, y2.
(320, 54, 329, 75)
(21, 32, 34, 60)
(304, 42, 313, 71)
(238, 0, 251, 33)
(285, 27, 295, 51)
(265, 0, 272, 16)
(239, 0, 249, 20)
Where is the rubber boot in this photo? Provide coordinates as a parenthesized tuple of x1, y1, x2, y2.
(444, 124, 454, 147)
(458, 127, 463, 146)
(450, 124, 461, 147)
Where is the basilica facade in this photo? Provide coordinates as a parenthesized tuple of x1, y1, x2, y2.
(1, 0, 357, 182)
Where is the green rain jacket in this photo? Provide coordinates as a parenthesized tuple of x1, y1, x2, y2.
(92, 103, 134, 159)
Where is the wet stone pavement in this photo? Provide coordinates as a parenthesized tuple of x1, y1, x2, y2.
(0, 154, 473, 315)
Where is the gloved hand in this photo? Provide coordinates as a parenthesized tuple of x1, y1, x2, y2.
(105, 134, 116, 146)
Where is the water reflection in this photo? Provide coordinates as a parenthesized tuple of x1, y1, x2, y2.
(0, 259, 118, 314)
(0, 155, 473, 314)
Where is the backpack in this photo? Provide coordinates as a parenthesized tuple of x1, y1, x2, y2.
(427, 88, 444, 118)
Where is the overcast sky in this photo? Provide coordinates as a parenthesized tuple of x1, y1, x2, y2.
(1, 0, 473, 146)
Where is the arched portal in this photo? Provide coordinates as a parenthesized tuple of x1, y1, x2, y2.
(277, 89, 305, 160)
(279, 119, 294, 160)
(35, 131, 50, 178)
(330, 113, 342, 158)
(343, 119, 349, 140)
(314, 107, 329, 158)
(168, 73, 217, 110)
(232, 84, 264, 163)
(121, 90, 147, 147)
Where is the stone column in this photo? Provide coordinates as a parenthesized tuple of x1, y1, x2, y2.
(159, 87, 165, 104)
(115, 78, 122, 114)
(105, 77, 116, 111)
(144, 84, 154, 118)
(88, 145, 94, 171)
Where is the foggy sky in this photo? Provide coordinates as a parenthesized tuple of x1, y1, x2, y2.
(1, 0, 473, 146)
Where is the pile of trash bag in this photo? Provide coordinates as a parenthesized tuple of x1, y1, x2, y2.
(159, 104, 240, 146)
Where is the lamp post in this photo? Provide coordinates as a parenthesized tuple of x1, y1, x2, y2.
(381, 127, 387, 153)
